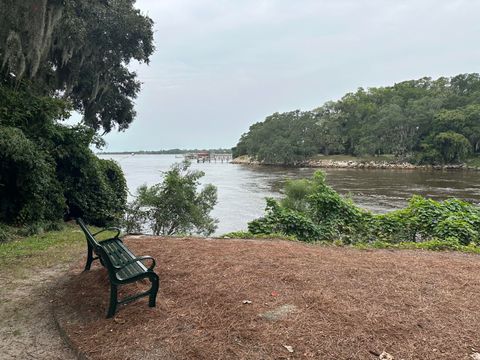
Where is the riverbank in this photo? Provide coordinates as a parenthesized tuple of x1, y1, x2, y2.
(232, 155, 480, 170)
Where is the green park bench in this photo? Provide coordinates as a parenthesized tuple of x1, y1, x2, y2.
(76, 218, 159, 318)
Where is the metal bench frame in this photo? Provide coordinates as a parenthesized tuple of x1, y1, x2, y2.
(76, 218, 159, 318)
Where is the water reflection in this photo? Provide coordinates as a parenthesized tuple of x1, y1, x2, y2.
(99, 154, 480, 234)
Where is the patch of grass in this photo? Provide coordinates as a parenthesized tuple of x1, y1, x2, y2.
(353, 239, 480, 254)
(0, 222, 117, 278)
(221, 230, 297, 241)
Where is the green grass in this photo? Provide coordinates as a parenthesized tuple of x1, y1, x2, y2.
(0, 223, 115, 278)
(352, 239, 480, 254)
(221, 230, 297, 241)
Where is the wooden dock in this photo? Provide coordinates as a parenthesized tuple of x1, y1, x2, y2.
(185, 152, 233, 163)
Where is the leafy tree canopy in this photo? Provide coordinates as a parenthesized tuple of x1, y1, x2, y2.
(0, 0, 154, 133)
(233, 74, 480, 165)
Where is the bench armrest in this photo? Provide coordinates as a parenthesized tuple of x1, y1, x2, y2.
(93, 227, 121, 239)
(113, 256, 156, 271)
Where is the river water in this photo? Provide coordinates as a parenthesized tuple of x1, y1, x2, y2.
(99, 154, 480, 235)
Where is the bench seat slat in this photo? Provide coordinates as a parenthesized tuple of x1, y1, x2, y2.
(99, 238, 148, 279)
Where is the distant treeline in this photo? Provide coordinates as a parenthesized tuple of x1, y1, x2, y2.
(100, 148, 232, 155)
(233, 73, 480, 165)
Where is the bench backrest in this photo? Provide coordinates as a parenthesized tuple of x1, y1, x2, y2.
(76, 218, 122, 280)
(76, 218, 101, 249)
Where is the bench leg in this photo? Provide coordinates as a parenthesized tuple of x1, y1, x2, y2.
(148, 273, 159, 308)
(107, 284, 118, 318)
(84, 242, 94, 271)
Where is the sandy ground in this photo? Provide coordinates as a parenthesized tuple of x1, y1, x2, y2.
(0, 264, 76, 360)
(54, 236, 480, 360)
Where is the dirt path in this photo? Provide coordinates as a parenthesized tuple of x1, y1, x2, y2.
(0, 264, 77, 360)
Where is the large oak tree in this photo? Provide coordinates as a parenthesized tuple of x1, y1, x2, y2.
(0, 0, 154, 133)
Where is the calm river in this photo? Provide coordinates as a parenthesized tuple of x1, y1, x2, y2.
(99, 154, 480, 235)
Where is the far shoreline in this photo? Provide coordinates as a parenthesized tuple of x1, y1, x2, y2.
(231, 155, 480, 171)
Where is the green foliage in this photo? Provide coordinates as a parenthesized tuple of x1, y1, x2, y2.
(432, 131, 471, 163)
(0, 224, 12, 243)
(233, 110, 320, 165)
(0, 223, 110, 275)
(0, 0, 154, 133)
(249, 198, 322, 242)
(249, 171, 480, 248)
(123, 202, 147, 234)
(221, 230, 297, 241)
(250, 172, 370, 243)
(126, 161, 218, 236)
(63, 155, 128, 226)
(0, 0, 146, 227)
(280, 178, 316, 212)
(0, 82, 128, 226)
(234, 74, 480, 165)
(0, 126, 65, 224)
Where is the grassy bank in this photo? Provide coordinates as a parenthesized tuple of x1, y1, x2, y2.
(353, 239, 480, 254)
(0, 223, 111, 278)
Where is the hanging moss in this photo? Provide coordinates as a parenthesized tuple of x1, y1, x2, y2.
(0, 0, 63, 78)
(0, 0, 154, 133)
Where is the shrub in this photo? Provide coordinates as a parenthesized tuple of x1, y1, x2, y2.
(0, 83, 128, 227)
(0, 126, 65, 224)
(125, 161, 218, 236)
(54, 126, 128, 226)
(372, 209, 415, 243)
(63, 156, 127, 226)
(250, 171, 369, 242)
(249, 198, 321, 241)
(435, 217, 478, 245)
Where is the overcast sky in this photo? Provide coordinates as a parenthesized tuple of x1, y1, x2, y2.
(100, 0, 480, 151)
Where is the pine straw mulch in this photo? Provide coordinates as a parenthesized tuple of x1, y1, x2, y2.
(53, 236, 480, 360)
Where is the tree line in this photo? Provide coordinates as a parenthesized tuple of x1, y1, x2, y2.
(233, 74, 480, 165)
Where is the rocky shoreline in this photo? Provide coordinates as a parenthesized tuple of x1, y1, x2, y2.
(231, 156, 479, 171)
